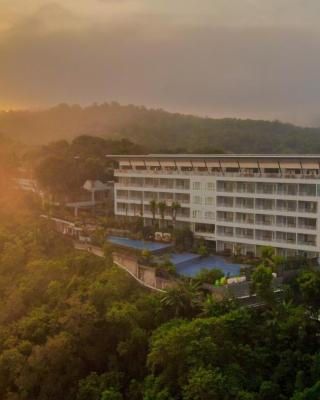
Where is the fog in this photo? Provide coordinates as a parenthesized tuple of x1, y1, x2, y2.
(1, 0, 320, 125)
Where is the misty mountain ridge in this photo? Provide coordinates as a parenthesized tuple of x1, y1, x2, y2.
(1, 102, 320, 154)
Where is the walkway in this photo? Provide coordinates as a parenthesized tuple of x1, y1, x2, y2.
(73, 242, 165, 292)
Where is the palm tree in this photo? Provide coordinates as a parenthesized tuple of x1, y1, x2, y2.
(171, 201, 181, 229)
(149, 199, 157, 228)
(161, 281, 203, 317)
(157, 201, 167, 230)
(139, 199, 145, 227)
(261, 246, 277, 270)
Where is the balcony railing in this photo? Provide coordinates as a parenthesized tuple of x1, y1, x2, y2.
(298, 224, 317, 230)
(116, 169, 320, 179)
(297, 241, 317, 247)
(235, 219, 254, 224)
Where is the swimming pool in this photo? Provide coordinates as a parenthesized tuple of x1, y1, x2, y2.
(107, 236, 244, 277)
(107, 236, 172, 252)
(170, 253, 243, 277)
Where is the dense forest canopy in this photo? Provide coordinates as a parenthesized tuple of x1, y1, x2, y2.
(1, 102, 320, 153)
(29, 135, 145, 196)
(0, 191, 320, 399)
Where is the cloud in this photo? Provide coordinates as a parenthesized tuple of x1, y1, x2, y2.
(1, 1, 320, 125)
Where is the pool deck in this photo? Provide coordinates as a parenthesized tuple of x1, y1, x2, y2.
(107, 236, 244, 278)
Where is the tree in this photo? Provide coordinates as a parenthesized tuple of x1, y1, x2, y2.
(149, 200, 157, 228)
(171, 202, 181, 229)
(292, 381, 320, 400)
(173, 228, 194, 252)
(157, 201, 167, 230)
(100, 389, 123, 400)
(251, 264, 274, 305)
(297, 270, 320, 313)
(182, 366, 228, 400)
(260, 246, 278, 271)
(197, 243, 208, 258)
(195, 268, 224, 285)
(161, 281, 202, 317)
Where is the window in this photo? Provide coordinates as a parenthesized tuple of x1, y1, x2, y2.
(204, 211, 215, 220)
(192, 182, 201, 190)
(192, 210, 202, 219)
(193, 195, 202, 204)
(205, 197, 214, 206)
(206, 182, 215, 191)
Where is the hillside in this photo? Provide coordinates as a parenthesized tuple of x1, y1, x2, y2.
(1, 103, 320, 153)
(1, 197, 320, 399)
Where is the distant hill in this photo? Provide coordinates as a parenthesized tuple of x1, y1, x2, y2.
(1, 102, 320, 153)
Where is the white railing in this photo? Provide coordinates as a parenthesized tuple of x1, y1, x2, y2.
(115, 169, 320, 180)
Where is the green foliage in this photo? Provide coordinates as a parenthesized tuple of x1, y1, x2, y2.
(101, 389, 123, 400)
(296, 269, 320, 312)
(251, 264, 274, 304)
(3, 103, 320, 154)
(173, 229, 193, 252)
(141, 249, 152, 263)
(33, 135, 145, 198)
(197, 244, 208, 258)
(158, 259, 176, 275)
(157, 201, 167, 229)
(182, 366, 229, 400)
(170, 202, 181, 228)
(1, 203, 320, 400)
(161, 282, 203, 318)
(194, 268, 224, 285)
(149, 200, 158, 227)
(292, 381, 320, 400)
(103, 242, 114, 264)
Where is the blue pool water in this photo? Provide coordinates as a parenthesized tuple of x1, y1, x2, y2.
(170, 253, 243, 277)
(107, 236, 243, 277)
(107, 236, 172, 252)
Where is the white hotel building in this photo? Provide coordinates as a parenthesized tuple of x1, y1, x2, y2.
(110, 154, 320, 259)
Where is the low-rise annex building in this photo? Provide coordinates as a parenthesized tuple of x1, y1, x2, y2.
(108, 154, 320, 260)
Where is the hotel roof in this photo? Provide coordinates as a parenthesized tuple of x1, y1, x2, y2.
(106, 154, 320, 159)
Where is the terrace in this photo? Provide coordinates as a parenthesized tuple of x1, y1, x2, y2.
(106, 236, 244, 277)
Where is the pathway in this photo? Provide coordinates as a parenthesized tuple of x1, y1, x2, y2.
(73, 241, 165, 292)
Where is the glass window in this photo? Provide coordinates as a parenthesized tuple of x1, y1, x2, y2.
(192, 182, 201, 190)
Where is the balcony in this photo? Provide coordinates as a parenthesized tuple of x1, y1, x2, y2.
(235, 219, 254, 224)
(256, 236, 273, 242)
(298, 224, 316, 230)
(217, 232, 234, 238)
(217, 218, 234, 223)
(276, 223, 297, 229)
(115, 168, 320, 180)
(298, 207, 317, 214)
(255, 220, 274, 226)
(297, 240, 317, 247)
(235, 234, 254, 239)
(299, 191, 316, 197)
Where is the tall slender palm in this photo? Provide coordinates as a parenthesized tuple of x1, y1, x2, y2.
(157, 201, 167, 230)
(171, 201, 181, 229)
(139, 199, 145, 228)
(149, 199, 157, 228)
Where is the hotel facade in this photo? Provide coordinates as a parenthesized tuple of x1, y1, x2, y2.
(110, 154, 320, 259)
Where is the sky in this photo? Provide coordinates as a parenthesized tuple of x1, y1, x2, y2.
(1, 0, 320, 126)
